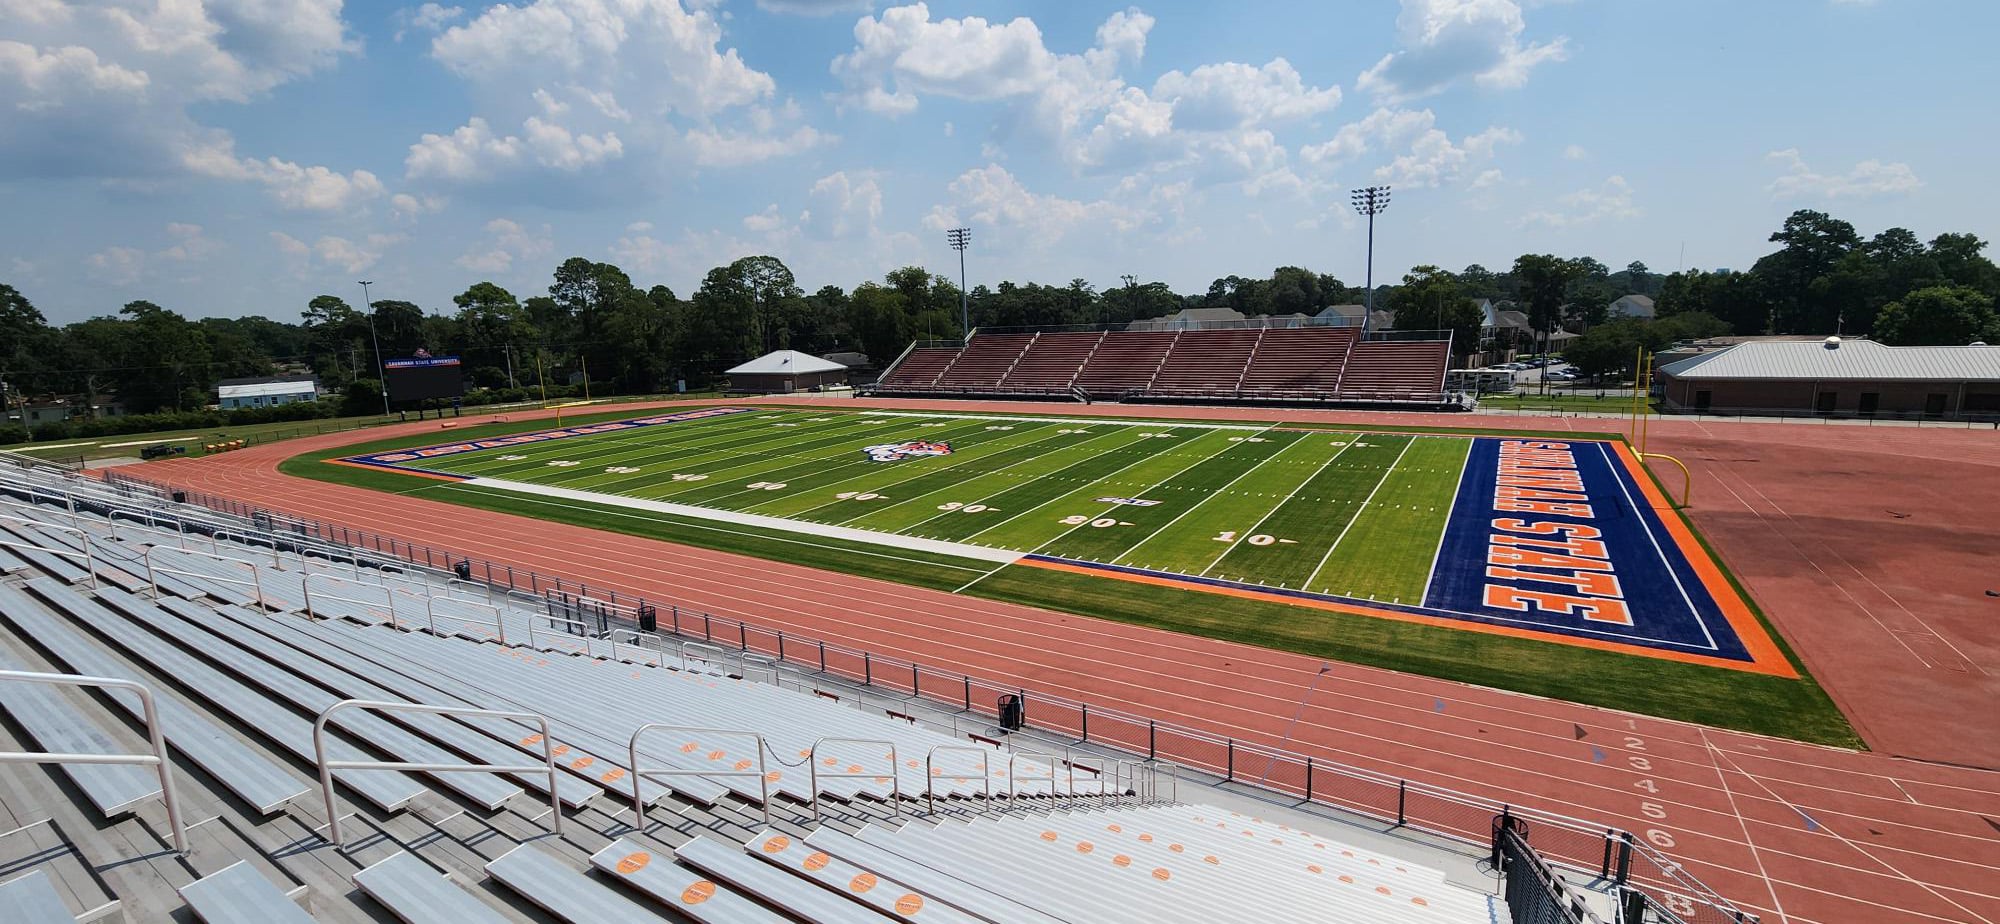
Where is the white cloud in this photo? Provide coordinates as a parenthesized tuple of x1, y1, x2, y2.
(1149, 59, 1340, 132)
(269, 230, 404, 274)
(1518, 175, 1640, 227)
(395, 3, 464, 41)
(1561, 143, 1588, 160)
(83, 222, 224, 285)
(625, 220, 654, 233)
(803, 171, 884, 239)
(1301, 107, 1519, 188)
(181, 135, 385, 211)
(404, 115, 622, 183)
(755, 0, 873, 14)
(454, 218, 554, 273)
(1765, 149, 1921, 200)
(922, 164, 1144, 246)
(1356, 0, 1567, 101)
(683, 124, 830, 167)
(390, 192, 447, 219)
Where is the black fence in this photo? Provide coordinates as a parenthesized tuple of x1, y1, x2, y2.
(94, 466, 1757, 924)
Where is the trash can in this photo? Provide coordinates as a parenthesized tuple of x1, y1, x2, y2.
(636, 604, 658, 633)
(998, 693, 1025, 731)
(171, 491, 187, 504)
(453, 560, 472, 581)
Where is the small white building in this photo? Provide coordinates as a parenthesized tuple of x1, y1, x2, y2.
(724, 350, 849, 394)
(217, 375, 318, 410)
(1609, 294, 1656, 319)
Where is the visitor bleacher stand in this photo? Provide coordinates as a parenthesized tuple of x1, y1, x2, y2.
(869, 323, 1469, 410)
(0, 450, 1756, 922)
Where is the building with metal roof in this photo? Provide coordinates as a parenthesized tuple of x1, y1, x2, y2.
(1656, 337, 2000, 418)
(723, 349, 849, 394)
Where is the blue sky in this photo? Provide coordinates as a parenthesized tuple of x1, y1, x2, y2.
(3, 0, 1992, 324)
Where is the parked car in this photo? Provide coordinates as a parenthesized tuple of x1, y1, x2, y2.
(139, 444, 187, 460)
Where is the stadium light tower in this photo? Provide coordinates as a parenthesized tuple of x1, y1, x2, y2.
(1350, 185, 1391, 334)
(358, 280, 390, 417)
(946, 227, 971, 339)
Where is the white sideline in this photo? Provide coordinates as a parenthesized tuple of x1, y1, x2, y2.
(462, 477, 1026, 565)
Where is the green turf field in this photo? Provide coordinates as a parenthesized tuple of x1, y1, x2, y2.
(291, 405, 1858, 745)
(370, 407, 1473, 602)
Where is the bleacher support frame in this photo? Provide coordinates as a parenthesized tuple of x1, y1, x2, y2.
(0, 669, 188, 853)
(313, 699, 563, 848)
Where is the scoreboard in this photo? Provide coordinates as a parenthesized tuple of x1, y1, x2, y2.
(383, 356, 465, 404)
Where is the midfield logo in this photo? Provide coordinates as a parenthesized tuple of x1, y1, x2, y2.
(862, 440, 955, 462)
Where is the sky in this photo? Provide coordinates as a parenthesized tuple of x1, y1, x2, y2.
(3, 0, 1994, 325)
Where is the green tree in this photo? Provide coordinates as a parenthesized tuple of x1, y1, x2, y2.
(1393, 266, 1482, 360)
(1873, 286, 2000, 346)
(1512, 254, 1582, 343)
(114, 300, 209, 412)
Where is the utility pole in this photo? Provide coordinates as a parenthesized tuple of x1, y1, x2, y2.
(946, 227, 971, 339)
(358, 280, 390, 417)
(1350, 186, 1391, 335)
(505, 344, 517, 389)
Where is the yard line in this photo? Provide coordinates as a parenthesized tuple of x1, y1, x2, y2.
(589, 415, 951, 496)
(669, 417, 1006, 507)
(1301, 435, 1418, 591)
(1105, 431, 1304, 565)
(770, 419, 1075, 518)
(838, 424, 1151, 536)
(1197, 438, 1354, 576)
(444, 408, 818, 481)
(923, 427, 1176, 541)
(1006, 428, 1261, 556)
(1417, 438, 1477, 608)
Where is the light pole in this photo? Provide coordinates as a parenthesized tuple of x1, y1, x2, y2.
(1350, 185, 1391, 335)
(946, 227, 971, 340)
(358, 280, 390, 418)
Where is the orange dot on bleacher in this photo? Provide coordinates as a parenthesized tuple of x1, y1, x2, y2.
(681, 742, 699, 753)
(1151, 868, 1171, 882)
(616, 852, 650, 874)
(1112, 855, 1131, 868)
(1040, 831, 1058, 842)
(734, 759, 752, 771)
(600, 769, 626, 783)
(1076, 842, 1095, 854)
(681, 880, 714, 904)
(762, 835, 792, 853)
(519, 734, 543, 746)
(849, 873, 877, 894)
(1307, 865, 1323, 874)
(1339, 875, 1355, 884)
(1413, 897, 1429, 907)
(765, 771, 783, 782)
(803, 852, 830, 871)
(895, 893, 925, 914)
(708, 750, 726, 761)
(1137, 833, 1153, 843)
(847, 764, 864, 773)
(1107, 824, 1122, 833)
(1168, 844, 1183, 853)
(570, 756, 594, 769)
(1203, 855, 1219, 865)
(1376, 886, 1392, 896)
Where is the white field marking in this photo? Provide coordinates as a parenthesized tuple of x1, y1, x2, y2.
(531, 411, 873, 483)
(1016, 427, 1265, 559)
(461, 477, 1020, 564)
(585, 415, 938, 499)
(1593, 442, 1717, 650)
(1302, 436, 1418, 592)
(780, 421, 1071, 520)
(439, 411, 788, 480)
(16, 440, 101, 450)
(1697, 729, 1793, 924)
(823, 422, 1136, 526)
(1198, 438, 1356, 577)
(687, 416, 1003, 508)
(100, 437, 196, 448)
(892, 427, 1159, 538)
(1106, 431, 1308, 566)
(1417, 438, 1477, 608)
(955, 427, 1210, 543)
(849, 409, 1269, 431)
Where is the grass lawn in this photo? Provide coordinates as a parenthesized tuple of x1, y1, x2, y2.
(276, 404, 1861, 747)
(1480, 391, 1658, 415)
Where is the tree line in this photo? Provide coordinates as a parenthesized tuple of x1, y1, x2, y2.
(2, 208, 1994, 425)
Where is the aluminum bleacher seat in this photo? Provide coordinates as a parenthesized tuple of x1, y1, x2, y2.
(25, 580, 429, 814)
(804, 827, 1070, 924)
(352, 851, 513, 924)
(998, 331, 1104, 391)
(745, 827, 985, 923)
(1238, 326, 1357, 394)
(0, 649, 164, 818)
(177, 860, 315, 924)
(0, 582, 310, 814)
(488, 843, 710, 923)
(590, 837, 787, 922)
(0, 868, 81, 923)
(1339, 340, 1451, 397)
(674, 833, 895, 923)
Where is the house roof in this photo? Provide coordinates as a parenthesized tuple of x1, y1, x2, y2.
(1614, 294, 1655, 307)
(724, 350, 848, 376)
(1493, 310, 1533, 330)
(1658, 339, 2000, 382)
(217, 376, 318, 399)
(218, 374, 316, 388)
(821, 351, 871, 368)
(1316, 304, 1366, 320)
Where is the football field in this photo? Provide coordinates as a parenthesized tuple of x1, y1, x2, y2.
(336, 405, 1791, 676)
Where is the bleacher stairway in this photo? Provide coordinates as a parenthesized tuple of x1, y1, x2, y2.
(0, 466, 1507, 922)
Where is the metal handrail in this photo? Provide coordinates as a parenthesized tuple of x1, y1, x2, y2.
(1007, 750, 1057, 802)
(300, 572, 395, 625)
(0, 670, 186, 853)
(607, 628, 664, 667)
(923, 745, 992, 813)
(808, 737, 900, 822)
(142, 545, 262, 607)
(629, 724, 770, 829)
(426, 595, 507, 645)
(679, 641, 739, 676)
(527, 608, 596, 656)
(312, 699, 560, 848)
(0, 515, 98, 589)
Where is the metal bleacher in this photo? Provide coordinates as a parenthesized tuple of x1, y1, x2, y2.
(0, 460, 1511, 922)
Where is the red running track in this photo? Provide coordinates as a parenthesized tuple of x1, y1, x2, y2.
(131, 397, 2000, 924)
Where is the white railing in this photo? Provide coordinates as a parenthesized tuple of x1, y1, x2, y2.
(923, 745, 991, 813)
(808, 737, 900, 823)
(628, 724, 770, 829)
(1007, 750, 1057, 802)
(300, 572, 396, 625)
(424, 594, 507, 644)
(0, 515, 98, 589)
(142, 545, 262, 607)
(0, 670, 186, 853)
(312, 699, 560, 848)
